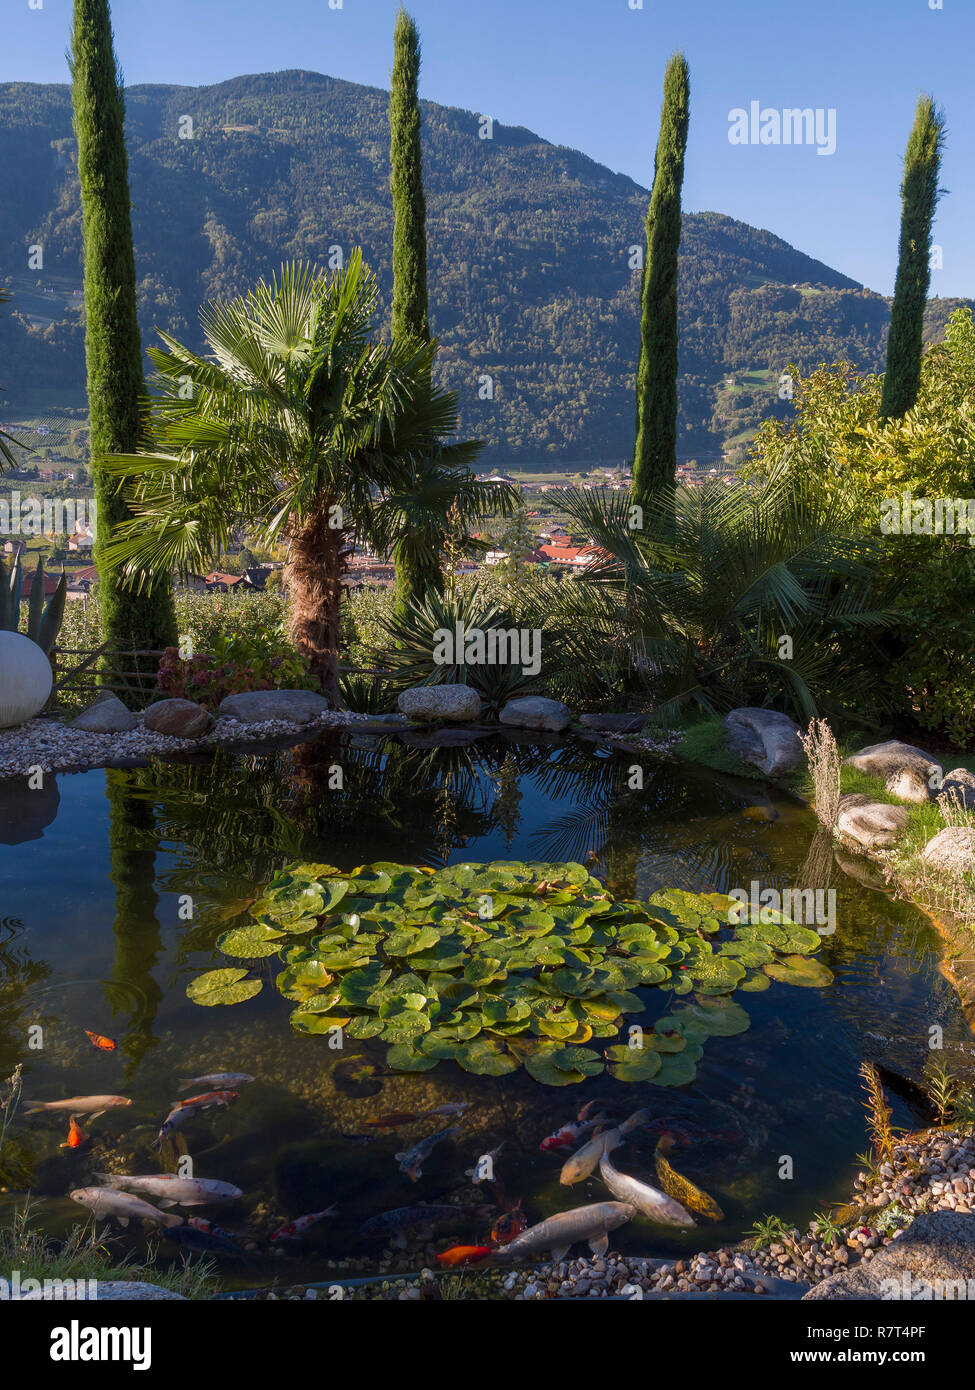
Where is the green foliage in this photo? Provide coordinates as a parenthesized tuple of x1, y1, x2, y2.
(0, 555, 66, 655)
(156, 632, 317, 709)
(633, 53, 690, 503)
(881, 97, 946, 421)
(537, 469, 892, 725)
(189, 857, 830, 1086)
(70, 0, 176, 665)
(389, 7, 429, 352)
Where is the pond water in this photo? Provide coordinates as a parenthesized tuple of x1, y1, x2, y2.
(1, 730, 972, 1288)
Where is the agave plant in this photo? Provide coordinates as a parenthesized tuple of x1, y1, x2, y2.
(0, 556, 67, 656)
(371, 588, 546, 716)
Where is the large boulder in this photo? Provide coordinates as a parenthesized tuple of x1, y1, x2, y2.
(802, 1212, 975, 1301)
(941, 768, 975, 811)
(218, 689, 330, 725)
(723, 708, 803, 777)
(70, 689, 138, 733)
(499, 696, 572, 733)
(837, 792, 909, 849)
(845, 741, 942, 802)
(0, 631, 53, 728)
(21, 1280, 185, 1301)
(922, 827, 975, 875)
(144, 698, 214, 740)
(397, 685, 483, 723)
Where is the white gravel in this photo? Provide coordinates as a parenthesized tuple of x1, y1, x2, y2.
(0, 709, 365, 779)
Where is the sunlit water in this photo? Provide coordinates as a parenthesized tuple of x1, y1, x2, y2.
(1, 730, 971, 1288)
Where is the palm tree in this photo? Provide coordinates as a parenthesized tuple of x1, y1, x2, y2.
(534, 467, 893, 725)
(97, 255, 481, 699)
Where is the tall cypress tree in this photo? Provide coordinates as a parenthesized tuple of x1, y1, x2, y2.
(389, 6, 434, 614)
(880, 96, 946, 421)
(71, 0, 175, 680)
(633, 53, 690, 509)
(390, 6, 429, 349)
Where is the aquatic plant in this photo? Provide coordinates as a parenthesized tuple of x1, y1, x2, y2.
(859, 1061, 897, 1165)
(188, 859, 832, 1086)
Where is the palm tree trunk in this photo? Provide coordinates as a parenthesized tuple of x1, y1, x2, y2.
(285, 511, 345, 702)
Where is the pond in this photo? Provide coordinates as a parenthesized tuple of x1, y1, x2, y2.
(1, 729, 971, 1288)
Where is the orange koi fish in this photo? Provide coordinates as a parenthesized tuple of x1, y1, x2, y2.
(59, 1115, 88, 1149)
(435, 1245, 492, 1267)
(84, 1030, 117, 1053)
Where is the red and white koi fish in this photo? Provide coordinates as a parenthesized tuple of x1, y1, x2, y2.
(270, 1205, 338, 1242)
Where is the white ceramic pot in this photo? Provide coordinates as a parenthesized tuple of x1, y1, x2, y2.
(0, 630, 54, 728)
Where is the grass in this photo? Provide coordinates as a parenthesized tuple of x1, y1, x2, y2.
(674, 716, 767, 780)
(0, 1201, 218, 1299)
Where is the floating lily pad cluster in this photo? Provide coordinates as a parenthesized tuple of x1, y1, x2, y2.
(188, 860, 833, 1086)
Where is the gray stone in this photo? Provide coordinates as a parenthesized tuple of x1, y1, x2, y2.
(577, 712, 647, 734)
(398, 729, 488, 748)
(70, 691, 138, 733)
(941, 768, 975, 811)
(845, 740, 942, 799)
(397, 685, 483, 722)
(837, 793, 909, 849)
(218, 689, 330, 724)
(922, 827, 975, 875)
(802, 1212, 975, 1300)
(144, 698, 214, 740)
(500, 696, 572, 732)
(21, 1280, 185, 1301)
(723, 707, 804, 777)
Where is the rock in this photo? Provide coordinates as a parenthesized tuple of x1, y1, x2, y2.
(143, 698, 214, 740)
(577, 713, 647, 734)
(802, 1212, 975, 1300)
(70, 690, 138, 733)
(499, 696, 572, 732)
(837, 793, 909, 848)
(845, 741, 942, 800)
(922, 827, 975, 875)
(218, 689, 330, 725)
(21, 1280, 185, 1301)
(941, 769, 975, 811)
(0, 631, 53, 728)
(397, 729, 488, 748)
(723, 707, 804, 777)
(397, 685, 483, 722)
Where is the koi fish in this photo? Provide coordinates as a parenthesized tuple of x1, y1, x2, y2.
(172, 1090, 241, 1112)
(423, 1102, 472, 1120)
(361, 1204, 485, 1238)
(152, 1092, 239, 1150)
(271, 1205, 338, 1242)
(491, 1206, 527, 1246)
(23, 1095, 131, 1122)
(365, 1112, 425, 1129)
(465, 1144, 504, 1183)
(539, 1117, 601, 1153)
(598, 1151, 695, 1228)
(59, 1116, 88, 1150)
(95, 1174, 243, 1207)
(187, 1217, 244, 1243)
(84, 1030, 117, 1053)
(494, 1201, 635, 1263)
(177, 1073, 254, 1092)
(163, 1225, 245, 1259)
(69, 1187, 183, 1229)
(435, 1245, 492, 1267)
(653, 1137, 724, 1221)
(395, 1125, 462, 1182)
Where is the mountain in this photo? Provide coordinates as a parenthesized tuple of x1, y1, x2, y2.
(0, 69, 968, 464)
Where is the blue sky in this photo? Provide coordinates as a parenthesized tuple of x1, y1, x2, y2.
(4, 0, 971, 297)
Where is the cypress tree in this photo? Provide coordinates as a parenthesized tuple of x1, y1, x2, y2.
(880, 96, 946, 421)
(389, 7, 434, 614)
(389, 6, 429, 349)
(633, 53, 690, 509)
(71, 0, 175, 682)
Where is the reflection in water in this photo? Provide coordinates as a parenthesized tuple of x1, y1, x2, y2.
(0, 731, 972, 1283)
(0, 774, 60, 845)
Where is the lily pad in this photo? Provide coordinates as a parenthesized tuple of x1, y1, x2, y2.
(187, 968, 263, 1007)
